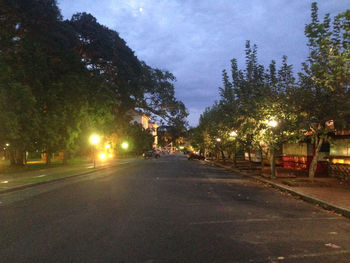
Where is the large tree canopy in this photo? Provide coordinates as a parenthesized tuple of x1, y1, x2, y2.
(192, 2, 349, 178)
(0, 0, 187, 165)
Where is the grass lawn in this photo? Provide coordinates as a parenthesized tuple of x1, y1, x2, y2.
(0, 167, 92, 190)
(0, 157, 90, 175)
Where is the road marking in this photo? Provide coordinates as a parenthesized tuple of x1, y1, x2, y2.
(329, 231, 338, 235)
(282, 249, 350, 260)
(189, 217, 342, 225)
(119, 161, 131, 164)
(36, 174, 47, 178)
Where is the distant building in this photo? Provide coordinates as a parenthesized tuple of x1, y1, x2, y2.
(127, 109, 158, 148)
(148, 122, 158, 147)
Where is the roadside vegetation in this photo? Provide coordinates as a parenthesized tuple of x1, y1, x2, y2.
(0, 0, 188, 168)
(190, 3, 350, 179)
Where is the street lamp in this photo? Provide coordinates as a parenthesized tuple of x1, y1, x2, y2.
(4, 143, 10, 160)
(267, 119, 278, 128)
(230, 131, 237, 137)
(99, 152, 107, 160)
(121, 142, 129, 150)
(90, 135, 100, 168)
(230, 131, 238, 167)
(215, 138, 223, 160)
(267, 119, 278, 179)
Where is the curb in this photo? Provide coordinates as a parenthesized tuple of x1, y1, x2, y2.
(0, 160, 136, 195)
(206, 159, 350, 219)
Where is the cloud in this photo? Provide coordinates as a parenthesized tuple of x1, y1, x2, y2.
(58, 0, 350, 126)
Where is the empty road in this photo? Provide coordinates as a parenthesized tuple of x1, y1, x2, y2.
(1, 154, 350, 262)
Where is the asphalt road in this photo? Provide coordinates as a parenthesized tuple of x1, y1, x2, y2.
(1, 154, 350, 263)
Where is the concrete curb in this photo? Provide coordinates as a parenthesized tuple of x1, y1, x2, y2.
(206, 159, 350, 219)
(0, 159, 136, 195)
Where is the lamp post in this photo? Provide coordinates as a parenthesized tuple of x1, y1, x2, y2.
(215, 138, 222, 160)
(4, 143, 10, 160)
(230, 131, 238, 167)
(90, 135, 100, 168)
(267, 120, 278, 179)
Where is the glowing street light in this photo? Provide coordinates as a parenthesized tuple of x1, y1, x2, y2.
(230, 131, 237, 137)
(90, 135, 100, 144)
(99, 152, 107, 160)
(90, 135, 100, 168)
(121, 142, 129, 150)
(267, 119, 278, 128)
(230, 131, 238, 167)
(266, 119, 278, 179)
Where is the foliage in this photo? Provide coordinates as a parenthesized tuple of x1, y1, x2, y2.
(0, 0, 187, 165)
(298, 3, 350, 178)
(191, 2, 349, 179)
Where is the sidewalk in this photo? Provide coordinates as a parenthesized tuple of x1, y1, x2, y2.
(207, 159, 350, 218)
(0, 158, 137, 194)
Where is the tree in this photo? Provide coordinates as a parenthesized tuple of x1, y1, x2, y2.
(69, 13, 188, 128)
(1, 1, 188, 166)
(299, 3, 350, 179)
(0, 82, 39, 165)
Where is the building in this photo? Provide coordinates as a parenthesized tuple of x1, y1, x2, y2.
(328, 130, 350, 180)
(282, 142, 329, 175)
(128, 109, 158, 148)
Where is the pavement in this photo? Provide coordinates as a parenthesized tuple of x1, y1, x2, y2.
(2, 153, 350, 262)
(0, 158, 137, 194)
(207, 159, 350, 218)
(1, 155, 350, 220)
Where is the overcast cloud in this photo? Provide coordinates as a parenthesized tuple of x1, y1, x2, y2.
(57, 0, 349, 126)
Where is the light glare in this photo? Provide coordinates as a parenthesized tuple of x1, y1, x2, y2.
(90, 135, 100, 144)
(268, 120, 278, 128)
(230, 131, 237, 137)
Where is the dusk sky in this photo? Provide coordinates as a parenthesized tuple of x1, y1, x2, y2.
(57, 0, 349, 126)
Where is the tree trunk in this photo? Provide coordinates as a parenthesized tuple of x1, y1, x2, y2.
(270, 148, 276, 179)
(9, 150, 24, 166)
(260, 147, 265, 168)
(46, 150, 52, 166)
(221, 150, 225, 162)
(63, 151, 69, 164)
(248, 147, 252, 167)
(23, 151, 27, 164)
(233, 141, 237, 168)
(9, 150, 16, 166)
(308, 137, 323, 181)
(17, 151, 24, 166)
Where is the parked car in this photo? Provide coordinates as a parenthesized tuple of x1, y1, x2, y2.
(143, 150, 160, 159)
(187, 152, 205, 160)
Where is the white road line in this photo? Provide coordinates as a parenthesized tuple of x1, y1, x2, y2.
(284, 249, 350, 259)
(189, 217, 342, 225)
